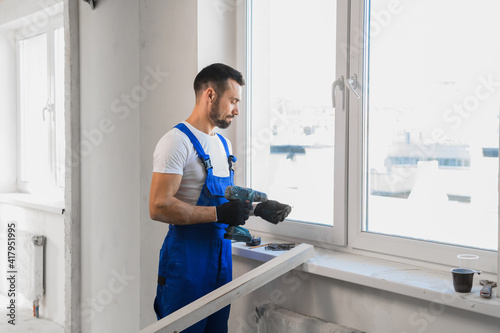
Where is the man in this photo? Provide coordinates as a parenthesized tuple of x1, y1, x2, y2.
(149, 63, 290, 333)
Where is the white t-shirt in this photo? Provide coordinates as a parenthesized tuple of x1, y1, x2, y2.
(153, 121, 232, 206)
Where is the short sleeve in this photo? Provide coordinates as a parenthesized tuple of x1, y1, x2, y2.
(153, 130, 190, 174)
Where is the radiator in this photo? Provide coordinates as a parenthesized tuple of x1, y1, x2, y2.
(256, 304, 364, 333)
(17, 231, 45, 316)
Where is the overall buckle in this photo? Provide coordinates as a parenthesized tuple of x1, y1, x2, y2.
(202, 158, 213, 171)
(228, 155, 237, 171)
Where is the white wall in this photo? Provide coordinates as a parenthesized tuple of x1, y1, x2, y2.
(197, 0, 237, 70)
(0, 0, 53, 25)
(79, 0, 140, 331)
(196, 0, 240, 167)
(0, 204, 65, 325)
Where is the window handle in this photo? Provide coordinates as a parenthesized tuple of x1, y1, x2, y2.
(331, 76, 345, 110)
(42, 99, 54, 122)
(347, 74, 361, 99)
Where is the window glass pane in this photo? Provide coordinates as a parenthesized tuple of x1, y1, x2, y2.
(365, 0, 500, 250)
(250, 0, 337, 225)
(19, 33, 49, 186)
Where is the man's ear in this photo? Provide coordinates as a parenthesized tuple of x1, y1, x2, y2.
(206, 87, 216, 102)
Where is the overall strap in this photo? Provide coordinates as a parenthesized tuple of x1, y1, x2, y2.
(216, 133, 237, 172)
(216, 133, 231, 157)
(174, 123, 213, 172)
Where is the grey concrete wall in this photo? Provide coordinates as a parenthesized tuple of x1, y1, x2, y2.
(138, 0, 198, 328)
(138, 0, 241, 328)
(79, 0, 140, 331)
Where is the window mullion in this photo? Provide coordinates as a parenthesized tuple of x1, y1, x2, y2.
(346, 0, 365, 248)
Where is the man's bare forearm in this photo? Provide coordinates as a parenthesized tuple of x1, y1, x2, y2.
(150, 196, 217, 225)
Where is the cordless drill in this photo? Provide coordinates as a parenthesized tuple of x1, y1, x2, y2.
(223, 185, 268, 242)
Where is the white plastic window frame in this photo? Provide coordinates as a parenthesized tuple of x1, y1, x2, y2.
(241, 0, 498, 273)
(240, 0, 350, 247)
(16, 13, 65, 197)
(346, 0, 498, 273)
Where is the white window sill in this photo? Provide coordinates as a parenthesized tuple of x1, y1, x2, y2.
(0, 193, 65, 215)
(232, 238, 500, 319)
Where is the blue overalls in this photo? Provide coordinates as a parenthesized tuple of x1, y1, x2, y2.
(154, 123, 236, 333)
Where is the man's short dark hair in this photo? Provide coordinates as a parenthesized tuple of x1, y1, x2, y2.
(193, 63, 245, 99)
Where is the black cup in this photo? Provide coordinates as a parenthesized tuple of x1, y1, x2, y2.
(451, 268, 481, 293)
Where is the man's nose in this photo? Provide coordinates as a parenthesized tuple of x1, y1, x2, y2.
(233, 105, 239, 116)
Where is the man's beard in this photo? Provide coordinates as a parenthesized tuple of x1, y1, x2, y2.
(209, 98, 232, 129)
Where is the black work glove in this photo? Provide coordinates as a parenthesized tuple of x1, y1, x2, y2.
(254, 200, 291, 224)
(216, 200, 253, 226)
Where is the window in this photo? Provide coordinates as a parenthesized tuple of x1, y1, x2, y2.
(17, 15, 65, 196)
(246, 0, 347, 245)
(246, 0, 499, 269)
(362, 0, 499, 251)
(352, 0, 500, 269)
